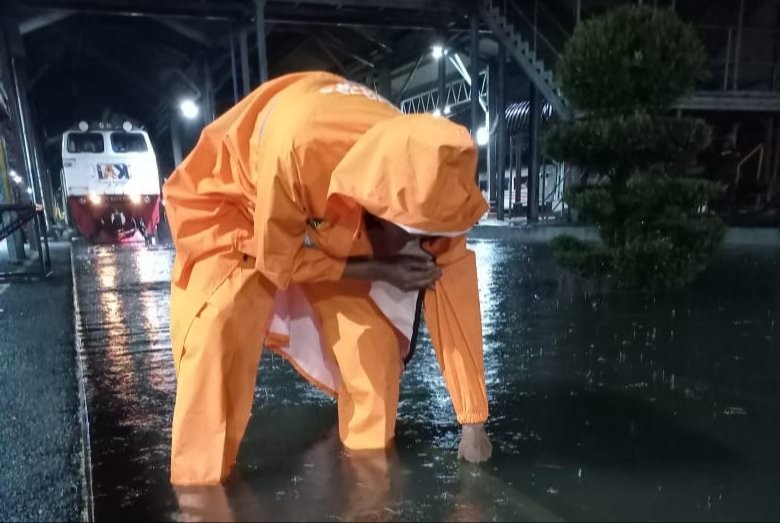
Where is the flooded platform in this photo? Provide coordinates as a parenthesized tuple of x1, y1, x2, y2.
(70, 239, 780, 521)
(0, 243, 83, 522)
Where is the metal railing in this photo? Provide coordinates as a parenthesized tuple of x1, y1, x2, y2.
(735, 144, 765, 186)
(499, 0, 571, 68)
(496, 1, 780, 93)
(0, 203, 52, 280)
(399, 70, 488, 114)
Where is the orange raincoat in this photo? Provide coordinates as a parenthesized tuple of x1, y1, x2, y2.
(164, 72, 489, 485)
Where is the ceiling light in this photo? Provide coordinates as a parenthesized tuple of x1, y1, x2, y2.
(476, 126, 489, 146)
(179, 99, 200, 120)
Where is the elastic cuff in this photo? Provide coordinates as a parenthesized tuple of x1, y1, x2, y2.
(170, 475, 226, 487)
(456, 412, 488, 425)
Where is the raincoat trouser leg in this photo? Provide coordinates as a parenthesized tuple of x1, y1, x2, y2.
(170, 255, 275, 485)
(304, 280, 403, 450)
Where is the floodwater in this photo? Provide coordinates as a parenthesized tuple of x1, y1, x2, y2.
(71, 239, 780, 521)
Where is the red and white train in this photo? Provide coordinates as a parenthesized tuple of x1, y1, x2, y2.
(61, 121, 161, 243)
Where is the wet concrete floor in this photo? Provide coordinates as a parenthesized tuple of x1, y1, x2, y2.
(0, 243, 83, 522)
(71, 239, 780, 521)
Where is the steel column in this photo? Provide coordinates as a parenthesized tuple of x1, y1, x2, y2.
(239, 28, 251, 95)
(496, 43, 507, 221)
(255, 0, 268, 84)
(438, 45, 446, 111)
(229, 28, 240, 102)
(470, 13, 481, 145)
(528, 84, 541, 222)
(733, 0, 745, 90)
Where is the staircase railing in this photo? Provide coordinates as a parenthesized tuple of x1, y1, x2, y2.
(503, 0, 571, 66)
(479, 0, 570, 117)
(736, 144, 765, 185)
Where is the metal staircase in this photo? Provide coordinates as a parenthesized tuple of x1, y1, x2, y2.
(478, 0, 570, 119)
(399, 70, 488, 114)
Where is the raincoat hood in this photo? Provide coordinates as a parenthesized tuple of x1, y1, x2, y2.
(325, 114, 487, 236)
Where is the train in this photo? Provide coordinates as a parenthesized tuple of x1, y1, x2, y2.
(61, 121, 161, 243)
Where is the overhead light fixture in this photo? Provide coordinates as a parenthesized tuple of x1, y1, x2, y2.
(179, 99, 200, 120)
(431, 44, 445, 60)
(78, 121, 89, 132)
(26, 187, 33, 195)
(10, 169, 22, 184)
(128, 193, 142, 205)
(432, 109, 442, 118)
(122, 121, 133, 132)
(476, 126, 489, 147)
(444, 105, 452, 115)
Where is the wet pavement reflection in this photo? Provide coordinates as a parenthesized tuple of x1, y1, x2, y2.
(71, 240, 780, 521)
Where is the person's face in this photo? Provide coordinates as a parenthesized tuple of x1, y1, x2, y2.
(364, 213, 434, 259)
(364, 213, 412, 258)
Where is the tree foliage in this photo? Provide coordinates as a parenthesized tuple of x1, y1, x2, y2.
(545, 5, 724, 290)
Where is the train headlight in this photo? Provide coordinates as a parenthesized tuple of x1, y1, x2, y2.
(128, 193, 142, 205)
(88, 193, 102, 205)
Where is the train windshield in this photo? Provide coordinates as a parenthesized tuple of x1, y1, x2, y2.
(67, 133, 105, 154)
(110, 132, 148, 153)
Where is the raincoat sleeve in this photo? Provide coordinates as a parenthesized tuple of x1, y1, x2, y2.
(253, 149, 346, 290)
(423, 236, 489, 425)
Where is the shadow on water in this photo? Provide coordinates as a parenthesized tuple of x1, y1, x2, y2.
(72, 239, 780, 522)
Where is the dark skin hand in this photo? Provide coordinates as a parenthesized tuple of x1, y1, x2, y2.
(344, 256, 441, 292)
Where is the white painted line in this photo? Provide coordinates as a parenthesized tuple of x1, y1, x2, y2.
(70, 244, 95, 522)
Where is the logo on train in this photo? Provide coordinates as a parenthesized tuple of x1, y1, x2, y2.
(96, 163, 130, 181)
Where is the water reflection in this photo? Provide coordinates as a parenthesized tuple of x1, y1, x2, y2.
(174, 427, 500, 522)
(73, 241, 780, 521)
(99, 260, 117, 289)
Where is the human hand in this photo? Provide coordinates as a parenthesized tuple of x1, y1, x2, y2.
(397, 239, 432, 261)
(457, 423, 492, 463)
(373, 256, 442, 292)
